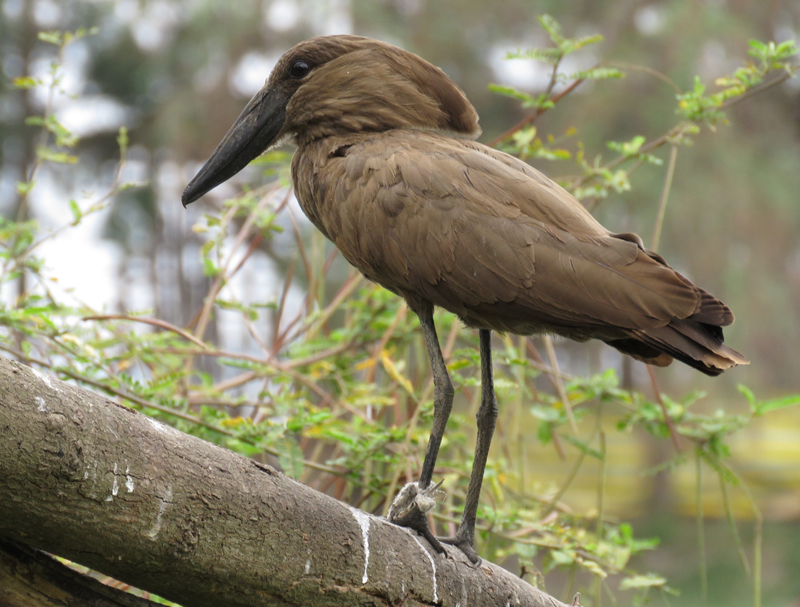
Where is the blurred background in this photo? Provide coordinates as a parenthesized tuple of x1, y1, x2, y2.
(1, 0, 799, 605)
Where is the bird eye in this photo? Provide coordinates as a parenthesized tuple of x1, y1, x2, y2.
(289, 60, 311, 79)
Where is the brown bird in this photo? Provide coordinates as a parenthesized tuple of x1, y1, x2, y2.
(182, 35, 748, 562)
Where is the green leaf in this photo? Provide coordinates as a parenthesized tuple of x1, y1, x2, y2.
(531, 404, 562, 423)
(276, 436, 304, 478)
(747, 39, 767, 54)
(774, 39, 798, 61)
(488, 84, 538, 106)
(537, 14, 565, 48)
(620, 574, 667, 590)
(607, 135, 646, 157)
(537, 421, 553, 445)
(506, 15, 604, 65)
(13, 76, 41, 89)
(117, 126, 129, 151)
(250, 150, 293, 165)
(752, 393, 800, 416)
(566, 34, 605, 52)
(512, 126, 537, 147)
(535, 147, 571, 161)
(202, 257, 220, 277)
(562, 434, 604, 460)
(698, 448, 738, 485)
(68, 200, 82, 225)
(118, 182, 145, 192)
(609, 169, 632, 193)
(37, 31, 63, 45)
(565, 67, 624, 81)
(36, 147, 78, 164)
(737, 384, 756, 407)
(45, 115, 78, 147)
(16, 181, 35, 195)
(550, 549, 576, 566)
(580, 559, 608, 578)
(506, 47, 562, 64)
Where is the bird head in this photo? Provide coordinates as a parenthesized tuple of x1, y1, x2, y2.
(182, 35, 480, 206)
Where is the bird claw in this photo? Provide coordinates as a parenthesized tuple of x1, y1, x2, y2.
(439, 534, 481, 566)
(387, 481, 447, 555)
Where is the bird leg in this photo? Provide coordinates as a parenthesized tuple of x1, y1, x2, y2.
(387, 300, 452, 555)
(388, 306, 497, 564)
(440, 328, 497, 564)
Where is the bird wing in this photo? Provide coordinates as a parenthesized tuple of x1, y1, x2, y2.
(301, 130, 707, 335)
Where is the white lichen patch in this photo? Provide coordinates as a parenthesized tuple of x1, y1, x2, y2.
(31, 367, 59, 392)
(105, 464, 119, 502)
(348, 506, 372, 584)
(111, 463, 119, 497)
(146, 416, 178, 436)
(146, 485, 173, 539)
(125, 463, 134, 493)
(35, 396, 48, 413)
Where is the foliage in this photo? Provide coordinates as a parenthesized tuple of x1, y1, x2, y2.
(2, 16, 799, 607)
(493, 16, 798, 207)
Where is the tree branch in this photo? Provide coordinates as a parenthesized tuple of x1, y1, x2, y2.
(0, 538, 160, 606)
(0, 356, 573, 607)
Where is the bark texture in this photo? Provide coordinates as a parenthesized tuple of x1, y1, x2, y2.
(0, 356, 571, 607)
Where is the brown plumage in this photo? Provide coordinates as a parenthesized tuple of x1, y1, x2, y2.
(183, 35, 748, 562)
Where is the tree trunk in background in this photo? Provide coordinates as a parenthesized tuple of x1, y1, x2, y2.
(0, 356, 574, 607)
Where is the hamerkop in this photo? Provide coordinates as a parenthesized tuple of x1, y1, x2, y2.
(183, 35, 748, 562)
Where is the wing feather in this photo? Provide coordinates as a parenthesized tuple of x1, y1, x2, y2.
(299, 130, 720, 338)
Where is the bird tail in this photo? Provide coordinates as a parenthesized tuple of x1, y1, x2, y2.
(604, 291, 749, 377)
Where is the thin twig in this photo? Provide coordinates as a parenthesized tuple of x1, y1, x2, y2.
(0, 342, 353, 478)
(272, 255, 297, 345)
(543, 335, 578, 434)
(365, 302, 408, 383)
(604, 61, 682, 93)
(650, 144, 678, 253)
(719, 70, 796, 110)
(718, 469, 750, 575)
(82, 315, 208, 349)
(646, 365, 682, 453)
(569, 71, 796, 192)
(488, 76, 586, 148)
(541, 448, 586, 519)
(696, 451, 708, 603)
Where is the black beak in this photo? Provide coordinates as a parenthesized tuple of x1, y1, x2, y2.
(182, 86, 289, 206)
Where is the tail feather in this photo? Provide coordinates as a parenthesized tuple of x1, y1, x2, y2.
(632, 320, 748, 376)
(604, 288, 748, 376)
(689, 288, 735, 327)
(604, 337, 673, 367)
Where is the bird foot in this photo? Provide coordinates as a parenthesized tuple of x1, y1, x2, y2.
(440, 534, 481, 566)
(386, 482, 482, 564)
(387, 481, 447, 555)
(387, 480, 445, 520)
